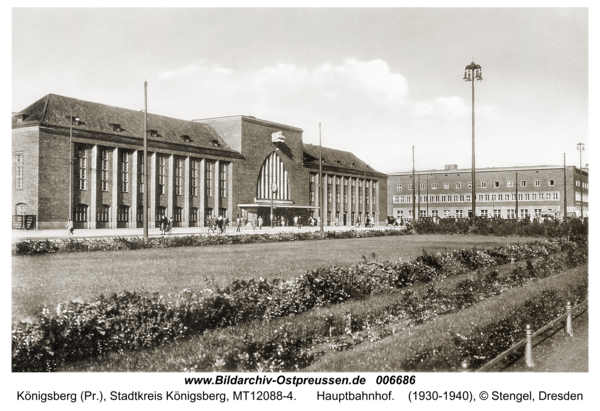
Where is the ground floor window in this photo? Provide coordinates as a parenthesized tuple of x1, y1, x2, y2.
(117, 205, 129, 222)
(97, 205, 110, 222)
(443, 209, 450, 218)
(137, 206, 144, 222)
(173, 207, 182, 222)
(155, 206, 166, 222)
(480, 209, 488, 218)
(431, 210, 439, 218)
(219, 208, 227, 218)
(190, 208, 198, 222)
(506, 209, 515, 219)
(534, 209, 542, 217)
(494, 209, 502, 218)
(419, 210, 426, 217)
(75, 204, 88, 222)
(205, 208, 213, 223)
(520, 208, 530, 219)
(456, 210, 463, 218)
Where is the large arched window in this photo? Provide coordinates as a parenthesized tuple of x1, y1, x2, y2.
(257, 152, 290, 200)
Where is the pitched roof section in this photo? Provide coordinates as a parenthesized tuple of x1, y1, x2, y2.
(389, 165, 568, 175)
(12, 94, 239, 154)
(303, 143, 387, 178)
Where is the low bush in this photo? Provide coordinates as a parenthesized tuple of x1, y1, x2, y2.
(12, 237, 579, 372)
(60, 246, 587, 372)
(13, 228, 410, 256)
(413, 217, 588, 238)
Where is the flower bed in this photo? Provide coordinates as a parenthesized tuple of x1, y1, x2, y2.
(14, 228, 410, 256)
(12, 238, 579, 372)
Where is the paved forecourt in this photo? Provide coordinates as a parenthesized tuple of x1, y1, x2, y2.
(12, 224, 396, 243)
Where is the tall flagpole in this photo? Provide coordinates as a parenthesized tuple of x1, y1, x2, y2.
(319, 123, 323, 233)
(143, 81, 148, 239)
(563, 153, 568, 220)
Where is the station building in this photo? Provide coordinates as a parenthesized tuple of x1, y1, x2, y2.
(387, 164, 588, 221)
(12, 94, 387, 230)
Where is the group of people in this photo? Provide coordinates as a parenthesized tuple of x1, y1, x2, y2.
(234, 214, 264, 233)
(206, 215, 230, 235)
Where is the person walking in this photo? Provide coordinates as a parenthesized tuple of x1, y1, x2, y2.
(167, 217, 174, 235)
(236, 214, 241, 232)
(217, 215, 223, 234)
(335, 217, 339, 227)
(251, 216, 257, 232)
(242, 215, 248, 231)
(281, 216, 285, 227)
(223, 215, 229, 233)
(161, 214, 168, 235)
(66, 219, 74, 236)
(258, 216, 263, 230)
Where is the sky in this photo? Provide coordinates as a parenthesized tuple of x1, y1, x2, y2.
(11, 7, 590, 174)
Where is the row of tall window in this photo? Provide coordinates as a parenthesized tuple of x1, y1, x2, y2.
(74, 147, 226, 197)
(394, 208, 542, 219)
(396, 179, 557, 191)
(393, 191, 560, 204)
(309, 174, 376, 207)
(73, 204, 210, 223)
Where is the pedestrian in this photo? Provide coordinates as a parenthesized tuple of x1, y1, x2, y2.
(356, 216, 361, 228)
(223, 215, 229, 233)
(236, 214, 241, 232)
(167, 217, 174, 235)
(281, 216, 285, 227)
(294, 216, 299, 229)
(335, 217, 339, 227)
(242, 215, 248, 230)
(217, 215, 223, 234)
(161, 214, 168, 235)
(258, 216, 263, 230)
(66, 219, 74, 236)
(251, 216, 257, 232)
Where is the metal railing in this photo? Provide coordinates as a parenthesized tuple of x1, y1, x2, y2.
(461, 298, 588, 372)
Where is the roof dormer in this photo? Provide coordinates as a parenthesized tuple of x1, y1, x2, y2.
(180, 135, 193, 143)
(109, 123, 124, 132)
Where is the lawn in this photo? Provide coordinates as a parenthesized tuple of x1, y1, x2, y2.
(12, 234, 539, 322)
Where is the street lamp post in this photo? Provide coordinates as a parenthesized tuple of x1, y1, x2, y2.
(271, 182, 277, 228)
(65, 111, 81, 224)
(577, 143, 585, 217)
(464, 61, 483, 224)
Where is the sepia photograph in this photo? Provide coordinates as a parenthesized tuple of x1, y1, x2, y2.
(8, 3, 595, 409)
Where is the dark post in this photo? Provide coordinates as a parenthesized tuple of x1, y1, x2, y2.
(319, 123, 323, 233)
(563, 153, 568, 220)
(143, 81, 148, 240)
(412, 146, 415, 222)
(515, 171, 519, 221)
(463, 61, 483, 224)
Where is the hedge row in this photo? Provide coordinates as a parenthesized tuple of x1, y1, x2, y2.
(14, 228, 410, 256)
(412, 216, 588, 239)
(308, 263, 588, 372)
(12, 238, 576, 372)
(62, 246, 588, 372)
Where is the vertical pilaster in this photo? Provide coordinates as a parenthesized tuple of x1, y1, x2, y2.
(361, 178, 366, 217)
(183, 156, 190, 227)
(199, 158, 206, 226)
(150, 152, 157, 228)
(89, 145, 98, 229)
(374, 180, 379, 225)
(228, 162, 234, 220)
(131, 151, 138, 228)
(323, 174, 328, 225)
(111, 147, 119, 228)
(332, 176, 337, 223)
(168, 154, 174, 219)
(340, 176, 345, 225)
(215, 160, 220, 215)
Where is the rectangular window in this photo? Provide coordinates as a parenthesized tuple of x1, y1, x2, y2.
(456, 182, 461, 189)
(431, 210, 439, 218)
(481, 182, 487, 188)
(174, 207, 182, 222)
(393, 196, 401, 204)
(549, 180, 555, 186)
(506, 209, 515, 219)
(220, 163, 227, 197)
(420, 183, 426, 190)
(429, 196, 434, 203)
(78, 147, 87, 190)
(531, 193, 537, 200)
(519, 194, 523, 201)
(494, 209, 502, 218)
(100, 149, 109, 191)
(443, 209, 450, 218)
(492, 195, 496, 201)
(504, 194, 510, 201)
(121, 151, 129, 192)
(158, 155, 166, 195)
(525, 193, 530, 201)
(520, 209, 530, 219)
(137, 206, 143, 222)
(534, 209, 542, 217)
(534, 180, 541, 187)
(481, 209, 488, 217)
(191, 160, 198, 196)
(460, 195, 465, 201)
(465, 194, 471, 202)
(432, 183, 438, 189)
(443, 183, 449, 189)
(456, 210, 463, 218)
(468, 182, 472, 188)
(117, 206, 129, 222)
(406, 196, 412, 203)
(478, 194, 484, 201)
(441, 195, 446, 202)
(408, 184, 412, 190)
(545, 193, 551, 200)
(512, 194, 517, 201)
(494, 181, 500, 188)
(435, 195, 440, 202)
(138, 153, 144, 194)
(175, 158, 182, 196)
(420, 210, 427, 217)
(97, 205, 110, 222)
(520, 180, 527, 187)
(552, 192, 559, 200)
(190, 208, 198, 222)
(15, 153, 24, 190)
(507, 181, 513, 187)
(206, 161, 214, 197)
(484, 194, 490, 201)
(75, 204, 88, 222)
(352, 191, 356, 205)
(337, 191, 341, 204)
